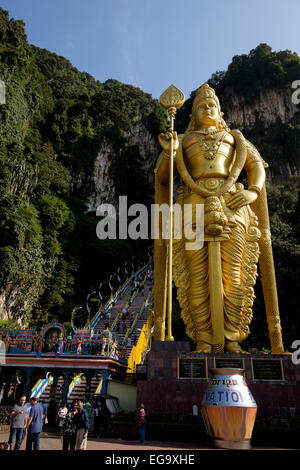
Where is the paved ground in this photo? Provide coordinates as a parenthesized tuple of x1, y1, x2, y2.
(0, 431, 211, 450)
(0, 431, 295, 451)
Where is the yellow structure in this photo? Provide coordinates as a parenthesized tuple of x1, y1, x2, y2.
(154, 83, 284, 354)
(127, 309, 153, 374)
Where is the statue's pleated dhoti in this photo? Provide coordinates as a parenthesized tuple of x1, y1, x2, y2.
(173, 183, 261, 352)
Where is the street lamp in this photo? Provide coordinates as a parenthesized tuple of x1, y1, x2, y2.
(109, 274, 119, 297)
(98, 281, 105, 303)
(86, 291, 97, 328)
(86, 291, 97, 314)
(71, 306, 83, 332)
(131, 256, 137, 274)
(147, 245, 154, 261)
(117, 267, 123, 286)
(124, 261, 131, 279)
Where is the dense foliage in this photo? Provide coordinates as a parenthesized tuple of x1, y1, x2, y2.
(209, 43, 300, 93)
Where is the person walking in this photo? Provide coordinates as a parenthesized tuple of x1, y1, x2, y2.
(8, 395, 27, 450)
(25, 400, 31, 418)
(57, 403, 68, 430)
(39, 399, 48, 426)
(76, 338, 82, 354)
(25, 397, 44, 451)
(137, 404, 146, 444)
(83, 400, 91, 420)
(61, 401, 78, 451)
(92, 403, 101, 439)
(74, 400, 89, 450)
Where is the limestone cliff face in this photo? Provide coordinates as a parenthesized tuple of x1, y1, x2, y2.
(222, 87, 297, 130)
(73, 139, 117, 212)
(127, 120, 160, 195)
(215, 86, 300, 184)
(0, 285, 34, 325)
(73, 121, 160, 211)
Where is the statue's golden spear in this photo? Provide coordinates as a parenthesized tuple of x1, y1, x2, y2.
(252, 185, 285, 354)
(159, 85, 185, 341)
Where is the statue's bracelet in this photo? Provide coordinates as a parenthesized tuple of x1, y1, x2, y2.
(248, 185, 261, 195)
(162, 150, 170, 160)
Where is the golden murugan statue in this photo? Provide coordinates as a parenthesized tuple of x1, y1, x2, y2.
(154, 83, 285, 354)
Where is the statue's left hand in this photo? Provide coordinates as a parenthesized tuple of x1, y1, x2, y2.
(227, 189, 258, 210)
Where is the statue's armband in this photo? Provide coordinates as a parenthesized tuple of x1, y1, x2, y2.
(245, 140, 268, 169)
(244, 140, 267, 192)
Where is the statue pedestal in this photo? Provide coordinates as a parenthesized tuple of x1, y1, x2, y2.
(136, 341, 300, 419)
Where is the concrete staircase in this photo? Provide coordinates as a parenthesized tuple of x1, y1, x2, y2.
(93, 271, 153, 360)
(40, 374, 102, 406)
(40, 376, 64, 407)
(124, 303, 153, 360)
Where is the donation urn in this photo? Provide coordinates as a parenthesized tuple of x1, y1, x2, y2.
(201, 368, 257, 449)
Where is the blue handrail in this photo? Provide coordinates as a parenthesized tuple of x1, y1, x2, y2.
(68, 374, 82, 398)
(30, 372, 52, 399)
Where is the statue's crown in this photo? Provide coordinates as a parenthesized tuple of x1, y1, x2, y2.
(194, 83, 220, 109)
(196, 83, 215, 97)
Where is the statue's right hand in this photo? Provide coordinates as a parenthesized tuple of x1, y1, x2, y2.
(158, 129, 179, 154)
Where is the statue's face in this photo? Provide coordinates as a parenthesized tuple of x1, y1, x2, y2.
(194, 98, 220, 128)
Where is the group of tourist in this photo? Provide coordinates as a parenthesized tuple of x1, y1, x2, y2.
(7, 394, 147, 450)
(8, 395, 47, 451)
(57, 400, 90, 450)
(7, 395, 90, 451)
(114, 308, 136, 335)
(131, 271, 153, 295)
(56, 400, 108, 442)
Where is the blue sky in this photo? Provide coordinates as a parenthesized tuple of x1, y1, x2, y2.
(1, 0, 300, 99)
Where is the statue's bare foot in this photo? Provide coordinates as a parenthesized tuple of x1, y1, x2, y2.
(195, 341, 212, 353)
(225, 341, 249, 354)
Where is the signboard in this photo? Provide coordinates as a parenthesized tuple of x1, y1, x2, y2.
(177, 357, 207, 380)
(251, 358, 285, 381)
(214, 358, 245, 369)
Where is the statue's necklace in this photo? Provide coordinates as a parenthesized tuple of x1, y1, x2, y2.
(195, 131, 226, 160)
